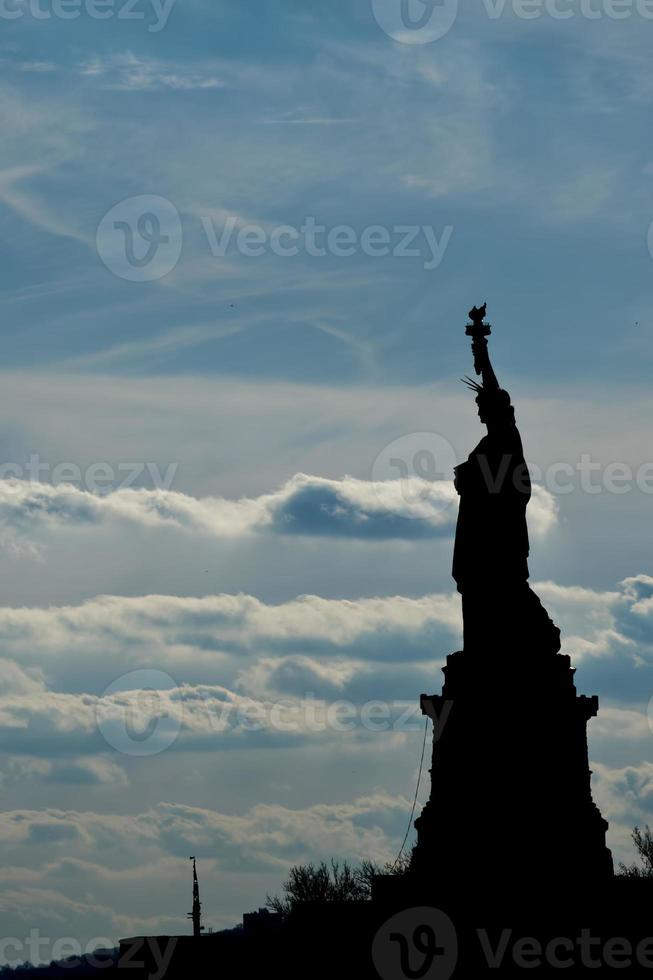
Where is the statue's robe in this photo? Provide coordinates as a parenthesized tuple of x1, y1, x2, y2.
(452, 410, 559, 654)
(453, 416, 530, 591)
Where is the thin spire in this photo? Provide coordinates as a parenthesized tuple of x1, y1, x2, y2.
(187, 856, 203, 938)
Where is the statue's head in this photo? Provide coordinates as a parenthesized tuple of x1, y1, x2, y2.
(475, 387, 512, 425)
(461, 376, 514, 426)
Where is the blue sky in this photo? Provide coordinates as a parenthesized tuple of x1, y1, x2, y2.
(1, 0, 653, 962)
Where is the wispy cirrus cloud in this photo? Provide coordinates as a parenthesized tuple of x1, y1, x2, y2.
(0, 85, 91, 244)
(79, 52, 226, 91)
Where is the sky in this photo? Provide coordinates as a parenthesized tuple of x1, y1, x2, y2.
(1, 0, 653, 963)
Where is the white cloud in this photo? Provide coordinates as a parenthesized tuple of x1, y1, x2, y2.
(0, 795, 408, 949)
(0, 588, 461, 702)
(592, 761, 653, 865)
(0, 659, 45, 696)
(0, 573, 649, 761)
(0, 472, 559, 551)
(0, 793, 407, 878)
(592, 705, 651, 742)
(0, 573, 650, 935)
(0, 755, 127, 788)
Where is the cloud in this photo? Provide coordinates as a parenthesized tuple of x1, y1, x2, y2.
(261, 112, 355, 126)
(0, 84, 91, 243)
(592, 761, 653, 865)
(0, 573, 650, 761)
(66, 324, 246, 370)
(0, 589, 461, 756)
(0, 659, 45, 696)
(19, 62, 57, 74)
(592, 706, 651, 742)
(0, 575, 652, 935)
(0, 793, 407, 875)
(0, 473, 558, 549)
(46, 757, 128, 787)
(550, 169, 619, 221)
(0, 680, 430, 760)
(0, 794, 410, 948)
(267, 474, 458, 539)
(0, 755, 127, 788)
(0, 589, 460, 681)
(79, 53, 225, 91)
(533, 575, 653, 676)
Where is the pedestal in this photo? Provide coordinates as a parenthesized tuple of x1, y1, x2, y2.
(412, 648, 613, 886)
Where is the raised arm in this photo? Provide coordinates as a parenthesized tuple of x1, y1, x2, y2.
(471, 335, 500, 390)
(466, 304, 500, 390)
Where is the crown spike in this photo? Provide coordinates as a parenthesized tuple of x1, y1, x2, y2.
(461, 376, 483, 392)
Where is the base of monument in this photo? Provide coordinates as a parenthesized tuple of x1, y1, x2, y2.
(411, 647, 614, 885)
(116, 878, 653, 978)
